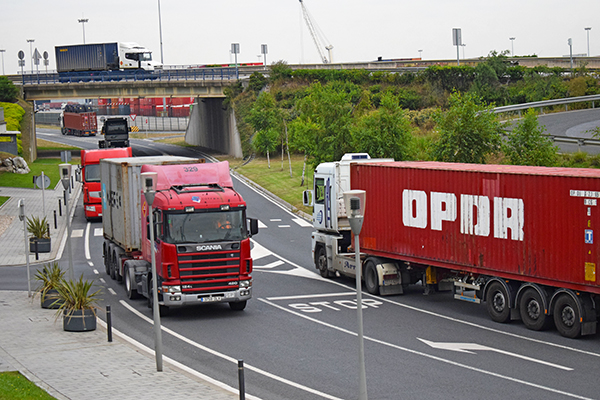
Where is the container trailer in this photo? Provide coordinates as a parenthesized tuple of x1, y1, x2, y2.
(303, 154, 600, 338)
(60, 104, 97, 136)
(101, 156, 259, 314)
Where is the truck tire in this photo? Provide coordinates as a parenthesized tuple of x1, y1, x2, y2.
(124, 263, 140, 299)
(112, 249, 123, 282)
(230, 301, 247, 311)
(103, 243, 110, 275)
(553, 294, 581, 338)
(109, 251, 117, 280)
(364, 260, 380, 295)
(519, 288, 552, 331)
(315, 245, 333, 278)
(486, 281, 510, 323)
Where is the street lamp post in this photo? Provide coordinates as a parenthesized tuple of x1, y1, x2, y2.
(59, 164, 74, 281)
(78, 18, 88, 44)
(418, 49, 423, 59)
(0, 49, 5, 75)
(568, 38, 573, 70)
(585, 27, 592, 57)
(26, 39, 34, 73)
(158, 0, 164, 64)
(142, 172, 163, 372)
(231, 43, 240, 80)
(509, 37, 516, 56)
(343, 190, 368, 400)
(261, 44, 268, 69)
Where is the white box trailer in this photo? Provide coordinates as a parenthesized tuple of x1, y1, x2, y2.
(101, 156, 201, 253)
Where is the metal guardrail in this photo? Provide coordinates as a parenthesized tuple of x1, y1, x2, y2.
(493, 94, 600, 114)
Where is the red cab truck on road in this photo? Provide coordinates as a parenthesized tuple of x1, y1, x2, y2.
(80, 148, 133, 220)
(304, 154, 600, 338)
(101, 156, 259, 314)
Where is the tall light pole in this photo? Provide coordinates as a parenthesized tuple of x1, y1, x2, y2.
(418, 49, 423, 59)
(59, 164, 74, 281)
(157, 0, 164, 64)
(509, 37, 516, 56)
(0, 49, 5, 75)
(585, 27, 592, 57)
(261, 44, 268, 69)
(142, 172, 163, 372)
(568, 38, 573, 70)
(78, 18, 88, 44)
(26, 39, 34, 73)
(343, 190, 368, 400)
(231, 43, 240, 80)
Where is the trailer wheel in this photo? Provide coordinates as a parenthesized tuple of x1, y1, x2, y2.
(486, 281, 510, 323)
(103, 243, 110, 275)
(316, 245, 333, 278)
(109, 252, 117, 280)
(364, 260, 380, 295)
(124, 264, 140, 299)
(230, 301, 247, 311)
(519, 288, 552, 331)
(553, 294, 581, 338)
(112, 250, 123, 282)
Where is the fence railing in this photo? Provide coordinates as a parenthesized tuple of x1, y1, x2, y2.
(493, 94, 600, 114)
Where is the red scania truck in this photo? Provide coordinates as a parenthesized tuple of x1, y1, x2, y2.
(101, 156, 258, 314)
(80, 148, 133, 220)
(304, 154, 600, 338)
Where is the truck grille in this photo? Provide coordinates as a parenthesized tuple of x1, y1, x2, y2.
(177, 247, 240, 293)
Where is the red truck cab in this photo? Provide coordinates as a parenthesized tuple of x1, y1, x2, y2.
(80, 147, 133, 220)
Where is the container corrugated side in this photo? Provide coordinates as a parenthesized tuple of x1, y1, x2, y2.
(55, 43, 118, 72)
(351, 162, 600, 293)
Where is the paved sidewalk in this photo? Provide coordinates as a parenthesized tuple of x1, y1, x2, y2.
(0, 291, 239, 400)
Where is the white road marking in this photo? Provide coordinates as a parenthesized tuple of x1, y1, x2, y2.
(108, 288, 117, 295)
(85, 222, 91, 260)
(93, 269, 99, 275)
(94, 228, 103, 236)
(292, 217, 312, 227)
(418, 338, 572, 371)
(258, 220, 267, 229)
(71, 229, 84, 238)
(121, 300, 343, 400)
(267, 292, 355, 301)
(254, 260, 284, 269)
(278, 225, 291, 228)
(250, 240, 272, 260)
(270, 218, 282, 222)
(260, 298, 592, 400)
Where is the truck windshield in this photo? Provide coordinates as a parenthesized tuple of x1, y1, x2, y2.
(164, 210, 246, 244)
(84, 164, 100, 182)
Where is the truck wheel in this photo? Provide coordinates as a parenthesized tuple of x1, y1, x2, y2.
(364, 260, 379, 295)
(486, 281, 510, 323)
(553, 294, 581, 338)
(61, 128, 66, 135)
(230, 301, 247, 311)
(112, 250, 123, 282)
(104, 244, 110, 276)
(519, 288, 552, 331)
(124, 264, 139, 299)
(316, 245, 332, 278)
(109, 254, 117, 280)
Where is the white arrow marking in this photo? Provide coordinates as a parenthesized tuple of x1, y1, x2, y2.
(418, 338, 573, 371)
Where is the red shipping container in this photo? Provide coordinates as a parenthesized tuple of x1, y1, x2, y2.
(351, 162, 600, 294)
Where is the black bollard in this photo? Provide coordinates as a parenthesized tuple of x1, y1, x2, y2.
(34, 240, 39, 261)
(58, 198, 62, 216)
(54, 210, 57, 229)
(106, 305, 113, 342)
(46, 223, 50, 238)
(238, 359, 245, 400)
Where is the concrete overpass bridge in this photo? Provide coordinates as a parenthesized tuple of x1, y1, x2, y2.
(17, 69, 243, 160)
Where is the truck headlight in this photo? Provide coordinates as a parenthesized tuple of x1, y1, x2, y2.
(162, 285, 181, 294)
(239, 280, 252, 288)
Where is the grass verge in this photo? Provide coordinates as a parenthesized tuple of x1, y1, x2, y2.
(0, 371, 56, 400)
(0, 159, 77, 189)
(215, 154, 313, 215)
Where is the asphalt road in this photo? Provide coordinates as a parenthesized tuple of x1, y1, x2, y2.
(3, 127, 600, 399)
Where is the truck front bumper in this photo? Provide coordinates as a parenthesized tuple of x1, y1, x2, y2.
(161, 288, 252, 307)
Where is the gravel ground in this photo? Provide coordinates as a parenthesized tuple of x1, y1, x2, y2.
(0, 215, 14, 238)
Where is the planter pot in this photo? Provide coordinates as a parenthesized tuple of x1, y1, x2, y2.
(41, 289, 64, 309)
(63, 309, 97, 332)
(29, 238, 51, 253)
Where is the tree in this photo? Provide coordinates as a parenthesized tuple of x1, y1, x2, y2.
(502, 108, 558, 166)
(351, 92, 414, 160)
(247, 91, 283, 167)
(432, 91, 502, 164)
(0, 76, 18, 103)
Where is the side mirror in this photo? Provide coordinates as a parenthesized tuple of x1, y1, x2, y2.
(303, 190, 314, 207)
(248, 218, 259, 237)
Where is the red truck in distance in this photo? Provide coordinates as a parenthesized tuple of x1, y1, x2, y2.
(101, 156, 259, 314)
(79, 148, 133, 220)
(304, 154, 600, 338)
(60, 104, 97, 136)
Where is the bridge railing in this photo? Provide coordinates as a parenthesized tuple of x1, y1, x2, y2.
(18, 67, 239, 85)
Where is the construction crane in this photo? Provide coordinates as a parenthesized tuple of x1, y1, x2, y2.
(299, 0, 333, 64)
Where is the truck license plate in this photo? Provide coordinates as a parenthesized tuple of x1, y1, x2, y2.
(199, 296, 222, 302)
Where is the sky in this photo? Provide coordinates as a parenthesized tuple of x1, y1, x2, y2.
(1, 0, 599, 74)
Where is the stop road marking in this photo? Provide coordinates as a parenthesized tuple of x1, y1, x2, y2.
(289, 298, 383, 313)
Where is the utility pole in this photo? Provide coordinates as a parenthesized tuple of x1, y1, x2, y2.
(78, 18, 88, 44)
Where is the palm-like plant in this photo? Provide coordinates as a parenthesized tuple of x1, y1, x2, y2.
(26, 215, 50, 239)
(55, 275, 103, 317)
(34, 262, 65, 299)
